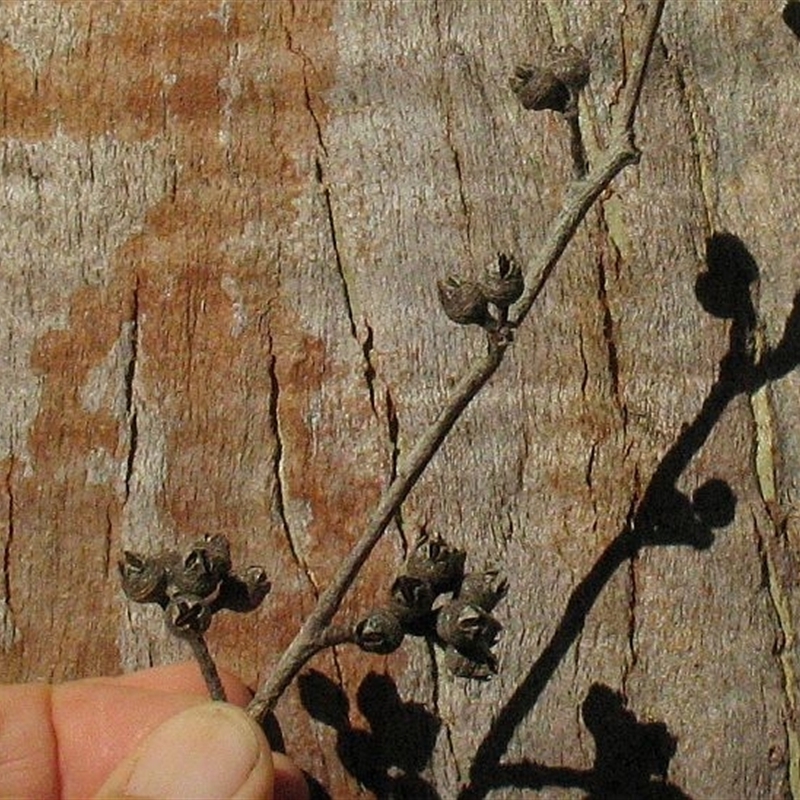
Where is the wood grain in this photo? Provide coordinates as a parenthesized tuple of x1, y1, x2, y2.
(1, 2, 798, 797)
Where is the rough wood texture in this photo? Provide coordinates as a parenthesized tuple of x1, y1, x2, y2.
(1, 2, 799, 797)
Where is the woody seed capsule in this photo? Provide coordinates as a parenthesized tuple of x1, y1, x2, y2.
(479, 254, 524, 310)
(119, 551, 168, 606)
(437, 275, 491, 327)
(355, 608, 405, 654)
(510, 64, 569, 112)
(510, 45, 590, 114)
(444, 644, 496, 680)
(166, 593, 214, 637)
(388, 575, 436, 625)
(436, 597, 502, 666)
(458, 569, 509, 612)
(215, 566, 272, 613)
(403, 531, 466, 595)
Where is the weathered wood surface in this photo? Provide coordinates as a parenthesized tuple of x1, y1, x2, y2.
(1, 1, 799, 797)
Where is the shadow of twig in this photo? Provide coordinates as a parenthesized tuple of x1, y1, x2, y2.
(299, 669, 441, 799)
(468, 683, 692, 798)
(459, 232, 800, 798)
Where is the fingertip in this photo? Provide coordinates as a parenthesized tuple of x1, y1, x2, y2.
(272, 752, 311, 800)
(93, 702, 274, 800)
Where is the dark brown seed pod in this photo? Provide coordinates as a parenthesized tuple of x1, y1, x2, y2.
(165, 593, 213, 637)
(403, 530, 466, 595)
(436, 598, 502, 662)
(215, 566, 271, 613)
(510, 64, 569, 112)
(388, 575, 436, 623)
(479, 253, 524, 310)
(444, 644, 496, 680)
(437, 275, 491, 326)
(354, 608, 405, 654)
(548, 45, 590, 92)
(118, 551, 168, 606)
(510, 46, 589, 113)
(172, 536, 230, 599)
(197, 534, 233, 577)
(458, 568, 509, 612)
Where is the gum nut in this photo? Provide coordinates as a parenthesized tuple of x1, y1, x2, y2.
(355, 609, 405, 654)
(216, 567, 271, 612)
(195, 533, 233, 577)
(166, 593, 213, 636)
(458, 569, 509, 611)
(509, 64, 569, 112)
(404, 532, 466, 594)
(549, 45, 590, 90)
(240, 566, 271, 606)
(174, 547, 221, 598)
(480, 253, 524, 308)
(437, 275, 491, 326)
(444, 644, 496, 679)
(119, 551, 168, 605)
(437, 599, 502, 650)
(388, 575, 436, 619)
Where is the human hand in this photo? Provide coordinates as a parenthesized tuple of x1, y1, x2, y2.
(0, 662, 309, 800)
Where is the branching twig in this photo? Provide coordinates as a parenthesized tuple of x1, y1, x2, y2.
(247, 0, 666, 723)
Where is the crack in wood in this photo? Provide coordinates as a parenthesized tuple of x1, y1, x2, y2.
(123, 276, 140, 503)
(384, 386, 408, 554)
(3, 455, 13, 615)
(264, 331, 319, 596)
(424, 636, 463, 786)
(621, 553, 639, 699)
(661, 34, 719, 234)
(595, 253, 626, 427)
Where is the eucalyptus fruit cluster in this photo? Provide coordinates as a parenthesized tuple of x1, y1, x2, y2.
(119, 534, 270, 639)
(354, 531, 508, 679)
(437, 252, 524, 332)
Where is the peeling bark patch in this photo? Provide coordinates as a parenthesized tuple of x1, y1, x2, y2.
(265, 331, 317, 594)
(0, 134, 167, 475)
(750, 384, 800, 798)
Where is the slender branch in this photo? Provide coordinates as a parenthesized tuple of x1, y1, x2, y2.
(614, 0, 667, 137)
(186, 631, 227, 702)
(565, 108, 588, 179)
(247, 0, 666, 723)
(248, 346, 504, 720)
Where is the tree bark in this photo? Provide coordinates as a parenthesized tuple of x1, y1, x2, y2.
(1, 1, 798, 797)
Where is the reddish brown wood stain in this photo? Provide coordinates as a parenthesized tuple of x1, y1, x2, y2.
(1, 2, 395, 792)
(3, 1, 316, 669)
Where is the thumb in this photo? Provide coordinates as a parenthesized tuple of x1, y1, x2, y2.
(93, 702, 274, 800)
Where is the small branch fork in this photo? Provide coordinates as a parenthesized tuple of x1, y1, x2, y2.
(247, 0, 666, 723)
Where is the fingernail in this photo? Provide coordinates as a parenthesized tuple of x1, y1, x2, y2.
(124, 703, 262, 800)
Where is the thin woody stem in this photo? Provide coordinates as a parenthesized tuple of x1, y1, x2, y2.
(247, 0, 666, 722)
(248, 345, 504, 720)
(614, 0, 666, 137)
(565, 107, 589, 179)
(186, 631, 227, 702)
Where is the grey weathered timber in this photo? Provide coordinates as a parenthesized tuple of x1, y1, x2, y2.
(1, 2, 798, 797)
